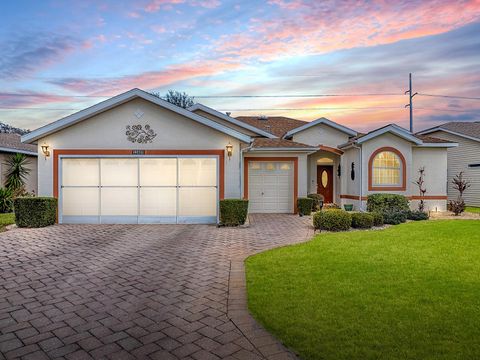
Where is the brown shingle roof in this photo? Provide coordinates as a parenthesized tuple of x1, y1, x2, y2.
(0, 133, 37, 154)
(432, 121, 480, 140)
(415, 134, 453, 143)
(251, 138, 316, 149)
(236, 116, 307, 137)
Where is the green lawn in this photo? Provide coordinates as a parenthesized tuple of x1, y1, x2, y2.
(246, 221, 480, 360)
(0, 213, 15, 230)
(466, 206, 480, 214)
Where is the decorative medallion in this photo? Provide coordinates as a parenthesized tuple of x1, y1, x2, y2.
(126, 124, 157, 143)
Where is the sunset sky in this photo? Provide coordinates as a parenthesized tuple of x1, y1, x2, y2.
(1, 0, 479, 133)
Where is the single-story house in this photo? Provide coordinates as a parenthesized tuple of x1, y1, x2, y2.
(22, 88, 456, 224)
(0, 133, 37, 194)
(418, 121, 480, 207)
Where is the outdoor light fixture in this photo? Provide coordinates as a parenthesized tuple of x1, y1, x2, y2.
(41, 144, 50, 158)
(226, 143, 233, 159)
(337, 164, 341, 177)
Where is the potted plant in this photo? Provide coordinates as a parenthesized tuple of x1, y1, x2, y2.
(343, 204, 354, 211)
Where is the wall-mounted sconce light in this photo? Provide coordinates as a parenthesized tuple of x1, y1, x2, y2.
(350, 162, 355, 181)
(337, 164, 341, 177)
(226, 143, 233, 159)
(41, 144, 50, 158)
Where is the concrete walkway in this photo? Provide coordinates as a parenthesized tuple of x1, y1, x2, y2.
(0, 214, 313, 359)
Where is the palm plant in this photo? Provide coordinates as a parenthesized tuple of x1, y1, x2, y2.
(0, 187, 13, 213)
(4, 153, 31, 193)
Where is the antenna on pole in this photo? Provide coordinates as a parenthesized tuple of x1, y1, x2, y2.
(405, 73, 418, 132)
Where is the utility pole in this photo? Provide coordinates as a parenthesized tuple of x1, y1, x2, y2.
(405, 73, 418, 132)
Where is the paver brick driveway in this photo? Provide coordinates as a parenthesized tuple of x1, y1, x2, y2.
(0, 215, 313, 360)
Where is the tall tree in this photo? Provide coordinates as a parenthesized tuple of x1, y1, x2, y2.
(150, 90, 195, 109)
(0, 122, 29, 135)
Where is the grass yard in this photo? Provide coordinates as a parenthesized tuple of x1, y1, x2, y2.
(466, 206, 480, 214)
(0, 213, 15, 231)
(246, 220, 480, 360)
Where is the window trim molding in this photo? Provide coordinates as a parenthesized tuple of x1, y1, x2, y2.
(368, 147, 406, 191)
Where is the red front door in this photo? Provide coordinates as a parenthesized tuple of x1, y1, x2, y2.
(317, 165, 334, 203)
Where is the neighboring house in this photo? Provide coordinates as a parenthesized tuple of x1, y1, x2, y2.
(0, 133, 37, 194)
(22, 88, 455, 224)
(418, 122, 480, 207)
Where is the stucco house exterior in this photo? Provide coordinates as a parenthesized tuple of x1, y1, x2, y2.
(22, 88, 456, 224)
(0, 133, 37, 194)
(418, 122, 480, 207)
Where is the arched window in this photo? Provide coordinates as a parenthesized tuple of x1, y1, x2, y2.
(369, 147, 406, 190)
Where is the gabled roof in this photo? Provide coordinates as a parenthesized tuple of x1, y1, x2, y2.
(236, 116, 308, 138)
(22, 88, 252, 144)
(283, 117, 357, 138)
(417, 121, 480, 142)
(187, 103, 277, 138)
(0, 133, 37, 156)
(249, 138, 318, 151)
(339, 124, 458, 148)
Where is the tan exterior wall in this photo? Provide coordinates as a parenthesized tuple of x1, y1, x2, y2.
(429, 130, 480, 207)
(0, 153, 37, 194)
(292, 124, 351, 147)
(36, 98, 245, 199)
(191, 109, 259, 137)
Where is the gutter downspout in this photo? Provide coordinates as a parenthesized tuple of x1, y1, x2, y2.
(352, 143, 364, 211)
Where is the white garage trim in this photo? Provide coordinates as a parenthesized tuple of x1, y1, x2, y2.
(58, 154, 220, 224)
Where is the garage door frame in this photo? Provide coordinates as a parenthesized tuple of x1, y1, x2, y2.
(54, 149, 225, 224)
(243, 157, 298, 214)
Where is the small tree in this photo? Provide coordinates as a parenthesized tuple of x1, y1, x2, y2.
(448, 172, 471, 216)
(4, 153, 31, 196)
(150, 90, 194, 109)
(413, 167, 427, 212)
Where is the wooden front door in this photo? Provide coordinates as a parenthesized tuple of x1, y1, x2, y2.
(317, 165, 334, 203)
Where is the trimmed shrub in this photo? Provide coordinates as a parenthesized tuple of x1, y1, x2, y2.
(351, 212, 374, 229)
(370, 212, 384, 227)
(367, 194, 409, 213)
(323, 203, 341, 210)
(297, 197, 314, 216)
(307, 193, 323, 211)
(382, 209, 407, 225)
(14, 197, 57, 228)
(313, 209, 352, 232)
(219, 199, 249, 226)
(407, 210, 429, 221)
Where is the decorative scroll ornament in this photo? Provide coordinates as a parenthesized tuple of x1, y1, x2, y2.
(126, 124, 157, 143)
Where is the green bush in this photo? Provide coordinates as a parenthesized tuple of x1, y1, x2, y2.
(297, 197, 314, 216)
(14, 197, 57, 228)
(382, 210, 407, 225)
(313, 209, 352, 232)
(0, 188, 13, 213)
(351, 212, 374, 229)
(407, 210, 429, 221)
(367, 194, 409, 213)
(370, 212, 384, 226)
(219, 199, 249, 226)
(307, 193, 323, 211)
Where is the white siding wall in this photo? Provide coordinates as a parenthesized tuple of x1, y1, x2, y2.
(36, 98, 244, 199)
(429, 131, 480, 207)
(291, 124, 350, 147)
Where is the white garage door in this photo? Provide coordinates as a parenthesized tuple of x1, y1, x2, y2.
(248, 161, 293, 213)
(60, 157, 218, 224)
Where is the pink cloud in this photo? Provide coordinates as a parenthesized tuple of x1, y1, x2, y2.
(127, 11, 141, 18)
(144, 0, 184, 12)
(0, 92, 76, 108)
(150, 25, 167, 33)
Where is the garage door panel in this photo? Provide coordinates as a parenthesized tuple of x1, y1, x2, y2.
(62, 159, 99, 186)
(139, 188, 176, 216)
(62, 187, 99, 216)
(101, 188, 138, 216)
(179, 158, 217, 186)
(178, 187, 217, 217)
(140, 159, 176, 186)
(101, 158, 138, 186)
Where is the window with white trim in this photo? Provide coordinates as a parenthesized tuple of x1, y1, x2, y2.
(372, 151, 402, 186)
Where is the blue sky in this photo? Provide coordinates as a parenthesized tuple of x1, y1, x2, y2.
(1, 0, 479, 132)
